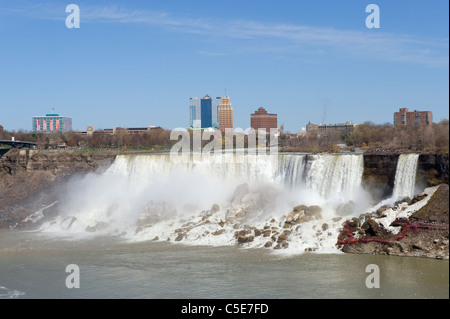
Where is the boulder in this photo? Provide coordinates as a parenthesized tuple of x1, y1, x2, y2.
(237, 235, 249, 243)
(285, 210, 305, 226)
(210, 204, 220, 213)
(293, 205, 308, 213)
(277, 233, 288, 242)
(362, 219, 384, 237)
(412, 241, 427, 251)
(212, 229, 225, 236)
(175, 233, 185, 241)
(304, 206, 321, 217)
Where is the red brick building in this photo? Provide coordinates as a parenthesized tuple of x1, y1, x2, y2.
(394, 108, 432, 126)
(250, 107, 277, 132)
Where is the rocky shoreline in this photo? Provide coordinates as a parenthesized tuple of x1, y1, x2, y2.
(337, 184, 449, 260)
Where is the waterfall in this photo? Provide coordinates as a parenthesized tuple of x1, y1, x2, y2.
(392, 154, 419, 200)
(275, 154, 306, 187)
(38, 153, 367, 255)
(305, 154, 364, 201)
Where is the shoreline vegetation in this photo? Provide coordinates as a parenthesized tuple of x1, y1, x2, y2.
(0, 120, 448, 155)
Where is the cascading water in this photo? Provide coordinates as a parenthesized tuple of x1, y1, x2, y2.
(392, 154, 419, 201)
(305, 154, 364, 202)
(275, 154, 307, 187)
(38, 153, 368, 254)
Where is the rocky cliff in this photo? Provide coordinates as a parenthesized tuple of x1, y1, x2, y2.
(0, 149, 115, 229)
(362, 153, 449, 200)
(417, 153, 449, 187)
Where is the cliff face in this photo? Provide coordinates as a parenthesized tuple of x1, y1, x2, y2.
(362, 153, 449, 200)
(417, 154, 449, 187)
(362, 154, 399, 200)
(0, 149, 115, 229)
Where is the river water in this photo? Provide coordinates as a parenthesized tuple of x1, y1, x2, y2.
(0, 231, 448, 299)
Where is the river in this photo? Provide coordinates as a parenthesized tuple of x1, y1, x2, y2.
(0, 231, 448, 299)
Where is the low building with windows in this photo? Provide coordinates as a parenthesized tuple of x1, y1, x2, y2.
(32, 112, 72, 133)
(76, 126, 161, 136)
(306, 121, 357, 134)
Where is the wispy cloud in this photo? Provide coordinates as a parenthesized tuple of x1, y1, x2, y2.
(3, 2, 448, 67)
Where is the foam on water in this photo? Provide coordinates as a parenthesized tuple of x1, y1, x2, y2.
(0, 286, 25, 299)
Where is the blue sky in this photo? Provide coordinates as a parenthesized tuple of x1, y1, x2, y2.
(0, 0, 448, 132)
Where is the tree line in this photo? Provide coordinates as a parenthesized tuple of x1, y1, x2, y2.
(280, 120, 449, 154)
(1, 120, 448, 154)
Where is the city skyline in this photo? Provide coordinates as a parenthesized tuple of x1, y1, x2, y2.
(0, 0, 448, 132)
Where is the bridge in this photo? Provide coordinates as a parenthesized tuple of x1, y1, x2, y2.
(0, 140, 37, 149)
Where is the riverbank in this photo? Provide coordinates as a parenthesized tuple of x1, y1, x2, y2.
(338, 184, 449, 260)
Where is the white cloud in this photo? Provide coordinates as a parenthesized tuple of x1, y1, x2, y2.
(3, 2, 448, 67)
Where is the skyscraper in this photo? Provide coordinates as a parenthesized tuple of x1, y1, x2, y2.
(189, 95, 221, 129)
(218, 96, 233, 133)
(201, 95, 213, 129)
(189, 97, 201, 128)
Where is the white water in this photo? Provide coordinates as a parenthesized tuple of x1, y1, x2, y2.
(0, 285, 25, 299)
(305, 154, 364, 202)
(34, 153, 421, 255)
(392, 154, 419, 201)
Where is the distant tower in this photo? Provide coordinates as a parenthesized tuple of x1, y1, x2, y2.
(218, 96, 233, 133)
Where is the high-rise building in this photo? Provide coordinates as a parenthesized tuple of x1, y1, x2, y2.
(218, 96, 233, 133)
(394, 108, 432, 126)
(201, 95, 213, 129)
(32, 112, 72, 133)
(189, 95, 221, 129)
(250, 107, 277, 133)
(189, 97, 201, 129)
